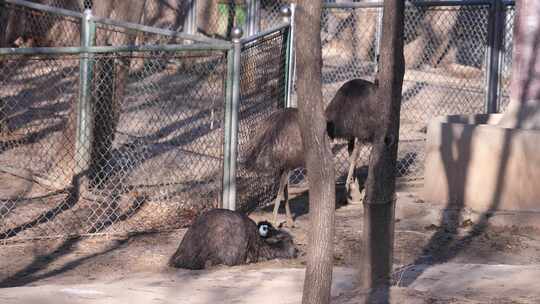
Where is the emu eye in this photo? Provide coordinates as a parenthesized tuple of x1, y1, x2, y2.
(259, 224, 269, 237)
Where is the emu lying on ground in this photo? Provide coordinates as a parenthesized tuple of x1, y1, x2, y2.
(245, 78, 378, 227)
(169, 209, 297, 270)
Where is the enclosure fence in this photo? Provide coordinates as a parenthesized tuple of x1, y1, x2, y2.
(0, 0, 292, 243)
(288, 0, 516, 185)
(0, 0, 518, 243)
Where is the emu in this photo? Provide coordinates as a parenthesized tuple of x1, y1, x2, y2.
(168, 209, 297, 270)
(245, 78, 378, 227)
(245, 108, 302, 227)
(325, 78, 379, 196)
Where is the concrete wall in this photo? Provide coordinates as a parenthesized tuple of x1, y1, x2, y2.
(423, 114, 540, 227)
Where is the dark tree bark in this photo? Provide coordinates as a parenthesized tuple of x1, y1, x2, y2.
(295, 1, 336, 304)
(498, 0, 540, 129)
(89, 0, 145, 187)
(360, 0, 405, 294)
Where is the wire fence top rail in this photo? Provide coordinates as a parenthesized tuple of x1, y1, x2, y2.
(0, 43, 232, 55)
(1, 0, 231, 46)
(89, 14, 230, 46)
(0, 0, 293, 241)
(0, 0, 516, 242)
(323, 0, 514, 8)
(2, 0, 84, 18)
(240, 22, 289, 45)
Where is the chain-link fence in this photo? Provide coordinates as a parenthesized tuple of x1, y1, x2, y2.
(287, 1, 516, 186)
(0, 0, 238, 243)
(0, 1, 81, 47)
(0, 0, 205, 48)
(20, 0, 187, 30)
(498, 4, 514, 112)
(0, 0, 294, 243)
(0, 0, 518, 242)
(235, 26, 290, 211)
(0, 50, 227, 242)
(195, 0, 290, 39)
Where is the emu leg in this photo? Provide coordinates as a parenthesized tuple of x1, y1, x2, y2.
(283, 178, 295, 228)
(272, 170, 289, 227)
(345, 139, 360, 195)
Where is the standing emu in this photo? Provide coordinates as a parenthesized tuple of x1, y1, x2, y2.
(245, 108, 302, 227)
(325, 78, 379, 197)
(169, 209, 297, 270)
(245, 78, 378, 227)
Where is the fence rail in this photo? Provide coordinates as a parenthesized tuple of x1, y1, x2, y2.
(0, 0, 516, 242)
(0, 0, 293, 243)
(289, 0, 515, 185)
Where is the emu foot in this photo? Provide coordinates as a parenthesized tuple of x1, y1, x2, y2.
(286, 217, 295, 228)
(276, 219, 295, 229)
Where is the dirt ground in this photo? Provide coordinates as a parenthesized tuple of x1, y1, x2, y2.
(1, 185, 540, 303)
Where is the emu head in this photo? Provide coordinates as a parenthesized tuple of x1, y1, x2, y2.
(257, 221, 276, 238)
(258, 221, 298, 258)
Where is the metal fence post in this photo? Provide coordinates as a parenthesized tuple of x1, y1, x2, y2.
(222, 27, 242, 211)
(246, 0, 260, 36)
(184, 0, 197, 35)
(485, 0, 504, 113)
(281, 4, 295, 108)
(75, 9, 95, 175)
(374, 5, 384, 74)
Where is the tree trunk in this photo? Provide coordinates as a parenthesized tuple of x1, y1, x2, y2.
(198, 0, 220, 37)
(89, 0, 145, 187)
(296, 2, 336, 304)
(360, 0, 405, 295)
(498, 0, 540, 129)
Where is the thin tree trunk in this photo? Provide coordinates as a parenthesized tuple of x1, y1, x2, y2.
(198, 0, 220, 37)
(89, 0, 145, 187)
(498, 0, 540, 129)
(360, 0, 405, 294)
(296, 1, 336, 304)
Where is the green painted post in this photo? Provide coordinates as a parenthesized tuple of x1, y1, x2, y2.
(485, 0, 505, 113)
(281, 5, 294, 108)
(75, 9, 95, 175)
(222, 27, 243, 210)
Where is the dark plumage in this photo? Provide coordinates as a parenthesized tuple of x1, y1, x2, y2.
(244, 108, 302, 227)
(245, 108, 303, 173)
(325, 78, 379, 199)
(245, 79, 379, 226)
(169, 209, 297, 270)
(325, 78, 379, 143)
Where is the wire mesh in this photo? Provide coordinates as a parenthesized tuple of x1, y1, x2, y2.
(22, 0, 186, 30)
(93, 22, 192, 47)
(23, 0, 84, 11)
(289, 3, 501, 185)
(0, 50, 227, 243)
(498, 4, 514, 112)
(0, 53, 81, 241)
(397, 4, 490, 179)
(0, 0, 518, 242)
(235, 27, 288, 212)
(260, 0, 289, 31)
(197, 0, 248, 39)
(0, 1, 217, 47)
(0, 2, 81, 47)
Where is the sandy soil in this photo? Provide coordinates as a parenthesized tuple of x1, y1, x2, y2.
(1, 185, 540, 303)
